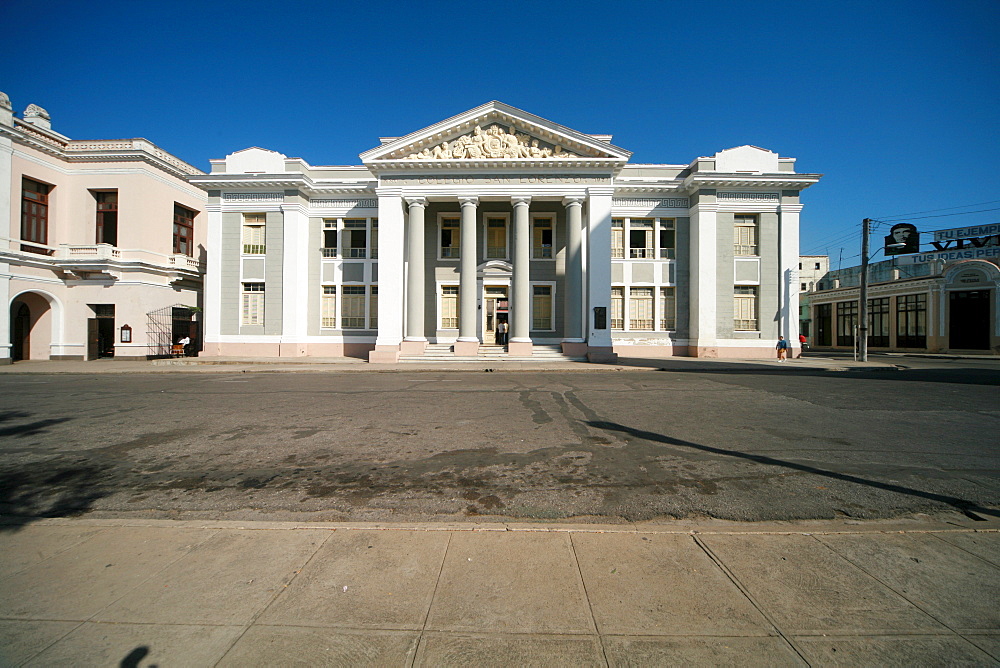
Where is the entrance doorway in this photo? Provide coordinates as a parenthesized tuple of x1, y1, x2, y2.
(12, 303, 30, 361)
(484, 286, 508, 344)
(88, 304, 116, 359)
(949, 290, 990, 350)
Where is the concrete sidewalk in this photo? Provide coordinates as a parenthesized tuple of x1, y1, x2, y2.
(1, 515, 997, 666)
(0, 354, 898, 375)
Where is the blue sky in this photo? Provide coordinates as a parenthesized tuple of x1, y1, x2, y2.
(3, 0, 997, 266)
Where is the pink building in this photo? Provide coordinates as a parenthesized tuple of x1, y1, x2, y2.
(1, 93, 206, 362)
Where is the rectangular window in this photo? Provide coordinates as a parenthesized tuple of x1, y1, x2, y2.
(441, 286, 459, 328)
(322, 220, 338, 257)
(533, 217, 553, 258)
(611, 219, 624, 258)
(734, 214, 758, 256)
(173, 204, 196, 256)
(734, 286, 758, 330)
(611, 287, 624, 330)
(241, 282, 264, 326)
(242, 213, 266, 254)
(660, 287, 676, 331)
(868, 297, 890, 347)
(532, 285, 553, 330)
(94, 190, 118, 246)
(629, 287, 654, 330)
(896, 294, 927, 348)
(321, 286, 337, 328)
(837, 300, 858, 347)
(441, 218, 460, 258)
(486, 217, 507, 259)
(371, 219, 378, 259)
(369, 286, 378, 329)
(341, 285, 367, 328)
(659, 219, 675, 259)
(629, 219, 654, 258)
(343, 219, 367, 258)
(21, 177, 51, 253)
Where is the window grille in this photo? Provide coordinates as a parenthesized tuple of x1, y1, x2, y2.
(441, 286, 459, 328)
(321, 286, 336, 328)
(369, 286, 378, 329)
(611, 219, 624, 258)
(611, 287, 624, 330)
(532, 285, 552, 330)
(734, 286, 758, 330)
(734, 214, 758, 256)
(660, 287, 676, 330)
(533, 218, 553, 258)
(341, 285, 367, 328)
(441, 218, 460, 258)
(242, 213, 266, 254)
(836, 300, 858, 346)
(173, 204, 196, 256)
(242, 283, 264, 326)
(630, 287, 654, 330)
(896, 294, 926, 348)
(659, 219, 675, 259)
(487, 218, 507, 258)
(343, 219, 367, 258)
(629, 219, 654, 258)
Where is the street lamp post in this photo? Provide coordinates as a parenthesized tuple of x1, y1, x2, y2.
(858, 218, 870, 362)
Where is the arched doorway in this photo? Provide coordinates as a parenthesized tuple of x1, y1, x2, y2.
(12, 302, 30, 361)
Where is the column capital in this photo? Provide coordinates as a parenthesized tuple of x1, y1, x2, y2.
(405, 196, 428, 208)
(458, 195, 479, 207)
(562, 195, 585, 207)
(511, 195, 532, 207)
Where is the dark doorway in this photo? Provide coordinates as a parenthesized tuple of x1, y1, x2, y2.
(88, 304, 116, 358)
(949, 290, 991, 350)
(12, 303, 30, 361)
(815, 303, 832, 347)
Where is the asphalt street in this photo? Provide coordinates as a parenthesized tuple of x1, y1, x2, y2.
(1, 357, 997, 525)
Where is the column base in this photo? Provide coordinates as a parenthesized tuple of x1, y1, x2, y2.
(587, 346, 619, 363)
(368, 345, 401, 363)
(507, 340, 533, 356)
(453, 340, 480, 356)
(400, 340, 427, 355)
(561, 341, 588, 356)
(692, 347, 719, 358)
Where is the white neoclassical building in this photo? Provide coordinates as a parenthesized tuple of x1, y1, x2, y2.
(191, 101, 820, 362)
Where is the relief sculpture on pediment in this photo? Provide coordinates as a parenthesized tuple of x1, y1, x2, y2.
(403, 124, 582, 160)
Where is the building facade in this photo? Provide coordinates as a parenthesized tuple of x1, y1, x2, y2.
(191, 102, 820, 362)
(808, 257, 999, 353)
(798, 254, 830, 340)
(1, 93, 206, 362)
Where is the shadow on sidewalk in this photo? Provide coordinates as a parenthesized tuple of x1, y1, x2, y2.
(588, 420, 1000, 520)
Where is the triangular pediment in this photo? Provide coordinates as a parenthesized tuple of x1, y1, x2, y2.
(360, 101, 631, 168)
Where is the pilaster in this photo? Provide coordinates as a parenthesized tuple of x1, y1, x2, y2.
(690, 198, 719, 356)
(778, 202, 802, 350)
(585, 187, 616, 361)
(370, 187, 404, 362)
(279, 204, 309, 356)
(204, 202, 223, 349)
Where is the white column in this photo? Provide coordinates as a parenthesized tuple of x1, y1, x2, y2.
(0, 136, 12, 362)
(203, 203, 223, 355)
(457, 196, 479, 348)
(585, 187, 616, 360)
(404, 196, 427, 346)
(370, 187, 404, 362)
(509, 195, 533, 355)
(563, 195, 584, 342)
(779, 202, 802, 350)
(280, 204, 309, 356)
(690, 199, 719, 356)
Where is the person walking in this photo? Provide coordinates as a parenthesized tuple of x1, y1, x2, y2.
(798, 333, 807, 358)
(776, 335, 788, 362)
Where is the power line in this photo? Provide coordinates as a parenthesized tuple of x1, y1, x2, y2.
(874, 206, 1000, 223)
(874, 199, 1000, 221)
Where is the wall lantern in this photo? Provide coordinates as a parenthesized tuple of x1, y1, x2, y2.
(120, 324, 132, 343)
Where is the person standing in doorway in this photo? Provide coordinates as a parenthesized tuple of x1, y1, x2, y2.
(776, 335, 788, 362)
(497, 320, 508, 346)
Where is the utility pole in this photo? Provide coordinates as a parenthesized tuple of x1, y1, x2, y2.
(858, 218, 870, 362)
